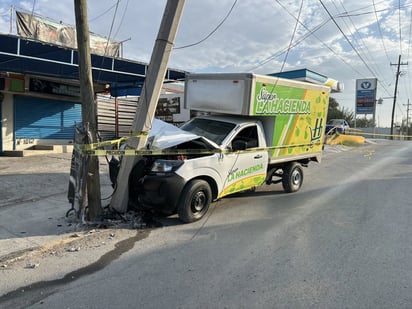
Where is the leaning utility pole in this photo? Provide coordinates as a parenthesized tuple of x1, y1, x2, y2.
(110, 0, 186, 213)
(74, 0, 102, 220)
(390, 55, 408, 138)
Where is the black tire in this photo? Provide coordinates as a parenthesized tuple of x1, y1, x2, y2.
(177, 179, 212, 223)
(282, 162, 303, 193)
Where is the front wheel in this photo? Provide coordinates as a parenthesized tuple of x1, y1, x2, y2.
(177, 179, 212, 223)
(282, 162, 303, 193)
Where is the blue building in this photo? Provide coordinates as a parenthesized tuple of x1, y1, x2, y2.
(0, 34, 186, 155)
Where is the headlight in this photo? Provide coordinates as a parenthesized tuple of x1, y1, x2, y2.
(151, 160, 184, 173)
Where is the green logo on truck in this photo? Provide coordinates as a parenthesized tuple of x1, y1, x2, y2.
(254, 86, 310, 115)
(227, 163, 264, 183)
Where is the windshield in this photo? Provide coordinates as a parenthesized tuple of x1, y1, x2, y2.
(180, 118, 236, 145)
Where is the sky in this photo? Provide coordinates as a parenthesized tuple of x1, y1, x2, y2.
(1, 0, 412, 127)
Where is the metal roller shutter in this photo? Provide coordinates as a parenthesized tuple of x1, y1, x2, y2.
(97, 95, 138, 140)
(14, 95, 81, 140)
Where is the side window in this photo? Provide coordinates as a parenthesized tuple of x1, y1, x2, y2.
(231, 125, 259, 149)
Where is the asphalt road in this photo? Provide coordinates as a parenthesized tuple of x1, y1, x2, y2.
(3, 140, 412, 308)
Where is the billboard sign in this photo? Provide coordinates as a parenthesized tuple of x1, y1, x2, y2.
(16, 11, 120, 57)
(356, 78, 377, 114)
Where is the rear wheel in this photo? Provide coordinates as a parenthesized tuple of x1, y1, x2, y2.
(177, 179, 212, 223)
(282, 162, 303, 193)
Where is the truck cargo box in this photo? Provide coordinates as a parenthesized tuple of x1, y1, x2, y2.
(184, 73, 331, 161)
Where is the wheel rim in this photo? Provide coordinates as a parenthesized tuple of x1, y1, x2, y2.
(291, 169, 301, 187)
(191, 191, 207, 213)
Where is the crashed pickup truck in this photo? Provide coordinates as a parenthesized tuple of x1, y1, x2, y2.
(125, 73, 333, 223)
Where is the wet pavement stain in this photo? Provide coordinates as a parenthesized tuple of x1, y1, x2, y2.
(0, 229, 150, 308)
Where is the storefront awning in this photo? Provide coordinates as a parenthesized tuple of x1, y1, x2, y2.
(0, 34, 187, 85)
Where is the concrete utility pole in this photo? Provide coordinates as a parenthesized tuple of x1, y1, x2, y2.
(74, 0, 102, 220)
(110, 0, 186, 213)
(390, 55, 408, 138)
(405, 99, 411, 136)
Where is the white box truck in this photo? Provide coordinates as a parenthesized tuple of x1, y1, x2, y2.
(127, 73, 332, 223)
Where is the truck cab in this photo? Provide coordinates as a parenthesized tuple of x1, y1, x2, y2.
(129, 115, 306, 223)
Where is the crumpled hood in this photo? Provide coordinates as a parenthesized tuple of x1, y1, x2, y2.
(147, 118, 218, 150)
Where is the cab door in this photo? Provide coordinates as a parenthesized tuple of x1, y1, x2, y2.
(219, 124, 268, 197)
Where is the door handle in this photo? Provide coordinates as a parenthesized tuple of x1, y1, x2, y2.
(254, 155, 263, 159)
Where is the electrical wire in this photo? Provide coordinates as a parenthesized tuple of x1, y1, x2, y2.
(250, 0, 363, 77)
(247, 18, 330, 72)
(89, 1, 121, 23)
(114, 0, 129, 39)
(334, 1, 383, 81)
(335, 0, 390, 95)
(103, 0, 120, 56)
(30, 0, 36, 17)
(399, 0, 402, 55)
(405, 8, 412, 103)
(337, 0, 410, 102)
(319, 1, 381, 80)
(174, 0, 238, 50)
(278, 0, 304, 74)
(96, 0, 120, 83)
(28, 0, 37, 28)
(335, 2, 412, 18)
(372, 0, 393, 71)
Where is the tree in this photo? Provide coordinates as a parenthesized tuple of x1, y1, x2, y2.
(355, 117, 375, 128)
(327, 97, 354, 126)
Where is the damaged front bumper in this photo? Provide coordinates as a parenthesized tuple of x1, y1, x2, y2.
(135, 173, 186, 215)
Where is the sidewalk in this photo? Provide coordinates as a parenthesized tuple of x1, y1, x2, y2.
(0, 154, 75, 256)
(0, 153, 140, 295)
(0, 152, 124, 256)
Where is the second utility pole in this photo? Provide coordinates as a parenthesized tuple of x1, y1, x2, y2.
(74, 0, 103, 221)
(390, 54, 408, 138)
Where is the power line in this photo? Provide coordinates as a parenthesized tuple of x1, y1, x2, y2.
(405, 7, 412, 101)
(96, 0, 120, 83)
(89, 1, 121, 23)
(320, 0, 394, 99)
(372, 0, 393, 69)
(247, 14, 331, 72)
(114, 0, 129, 39)
(31, 0, 36, 17)
(399, 0, 403, 54)
(174, 0, 238, 50)
(278, 0, 304, 73)
(249, 1, 379, 79)
(104, 0, 120, 55)
(319, 1, 387, 86)
(340, 1, 389, 84)
(339, 1, 393, 97)
(370, 0, 399, 99)
(335, 2, 412, 18)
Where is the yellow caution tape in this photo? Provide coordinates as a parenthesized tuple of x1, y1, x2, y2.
(348, 130, 412, 139)
(80, 131, 149, 151)
(74, 141, 322, 157)
(325, 126, 412, 139)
